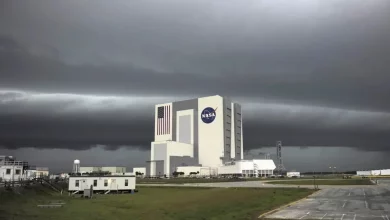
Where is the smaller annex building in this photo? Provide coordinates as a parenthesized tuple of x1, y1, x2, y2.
(68, 175, 136, 193)
(218, 159, 276, 177)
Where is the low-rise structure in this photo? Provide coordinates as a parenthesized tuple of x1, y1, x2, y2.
(36, 167, 49, 177)
(218, 159, 276, 177)
(68, 175, 136, 193)
(0, 165, 24, 181)
(286, 171, 300, 178)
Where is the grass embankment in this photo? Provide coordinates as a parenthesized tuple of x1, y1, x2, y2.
(266, 179, 373, 185)
(0, 185, 314, 220)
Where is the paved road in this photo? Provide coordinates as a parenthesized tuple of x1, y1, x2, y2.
(265, 183, 390, 219)
(139, 181, 371, 189)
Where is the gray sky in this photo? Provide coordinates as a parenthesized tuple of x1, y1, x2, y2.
(1, 0, 390, 172)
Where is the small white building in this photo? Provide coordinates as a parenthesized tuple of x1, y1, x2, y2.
(380, 169, 390, 175)
(356, 170, 371, 176)
(218, 159, 276, 177)
(68, 175, 136, 193)
(286, 171, 300, 178)
(35, 167, 49, 177)
(371, 170, 381, 176)
(25, 169, 37, 180)
(0, 165, 24, 181)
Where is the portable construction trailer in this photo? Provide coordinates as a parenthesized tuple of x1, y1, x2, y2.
(356, 171, 371, 176)
(286, 172, 300, 178)
(68, 175, 136, 194)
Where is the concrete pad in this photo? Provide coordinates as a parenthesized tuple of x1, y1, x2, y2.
(264, 185, 390, 219)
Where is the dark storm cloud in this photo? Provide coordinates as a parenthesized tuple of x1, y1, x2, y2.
(1, 0, 390, 152)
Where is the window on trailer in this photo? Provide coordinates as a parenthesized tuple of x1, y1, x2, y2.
(125, 179, 128, 186)
(6, 169, 11, 175)
(15, 169, 21, 175)
(93, 179, 97, 187)
(75, 180, 79, 187)
(104, 179, 108, 187)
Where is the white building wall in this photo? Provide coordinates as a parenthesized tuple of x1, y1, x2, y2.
(26, 170, 37, 180)
(150, 141, 193, 176)
(68, 176, 136, 191)
(287, 172, 301, 177)
(356, 171, 371, 176)
(154, 103, 173, 142)
(166, 142, 193, 175)
(230, 102, 235, 159)
(176, 109, 194, 145)
(198, 95, 224, 168)
(380, 169, 390, 175)
(218, 160, 275, 175)
(218, 164, 241, 174)
(0, 165, 24, 181)
(371, 170, 381, 176)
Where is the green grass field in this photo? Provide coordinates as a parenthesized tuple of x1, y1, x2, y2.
(266, 179, 373, 185)
(0, 186, 314, 220)
(137, 177, 264, 184)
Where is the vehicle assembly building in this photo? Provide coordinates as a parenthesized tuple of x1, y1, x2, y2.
(147, 95, 276, 177)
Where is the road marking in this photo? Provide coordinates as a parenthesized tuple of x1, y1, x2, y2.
(363, 188, 366, 197)
(321, 213, 328, 220)
(386, 215, 389, 220)
(353, 214, 356, 220)
(341, 214, 345, 220)
(299, 212, 310, 219)
(348, 191, 351, 196)
(342, 201, 347, 208)
(365, 200, 368, 208)
(382, 215, 386, 220)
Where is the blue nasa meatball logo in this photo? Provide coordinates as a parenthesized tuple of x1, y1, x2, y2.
(201, 107, 217, 124)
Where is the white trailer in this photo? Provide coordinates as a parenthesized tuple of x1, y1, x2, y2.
(286, 172, 300, 178)
(356, 171, 371, 176)
(0, 165, 24, 181)
(380, 169, 390, 175)
(68, 175, 136, 193)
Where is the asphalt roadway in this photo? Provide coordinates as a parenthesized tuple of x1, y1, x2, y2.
(264, 180, 390, 220)
(139, 180, 365, 189)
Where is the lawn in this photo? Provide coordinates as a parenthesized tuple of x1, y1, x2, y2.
(137, 177, 264, 184)
(0, 185, 314, 220)
(266, 179, 373, 185)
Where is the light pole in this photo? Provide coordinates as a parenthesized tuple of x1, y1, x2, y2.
(329, 166, 336, 176)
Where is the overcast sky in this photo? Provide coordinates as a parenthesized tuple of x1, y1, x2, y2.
(1, 0, 390, 172)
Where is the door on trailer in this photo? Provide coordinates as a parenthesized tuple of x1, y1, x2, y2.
(110, 179, 117, 190)
(81, 179, 89, 190)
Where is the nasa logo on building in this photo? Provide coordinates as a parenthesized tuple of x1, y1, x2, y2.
(201, 107, 217, 124)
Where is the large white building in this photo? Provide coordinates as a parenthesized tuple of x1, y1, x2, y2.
(147, 95, 254, 177)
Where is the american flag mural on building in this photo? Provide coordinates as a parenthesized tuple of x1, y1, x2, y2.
(157, 105, 170, 135)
